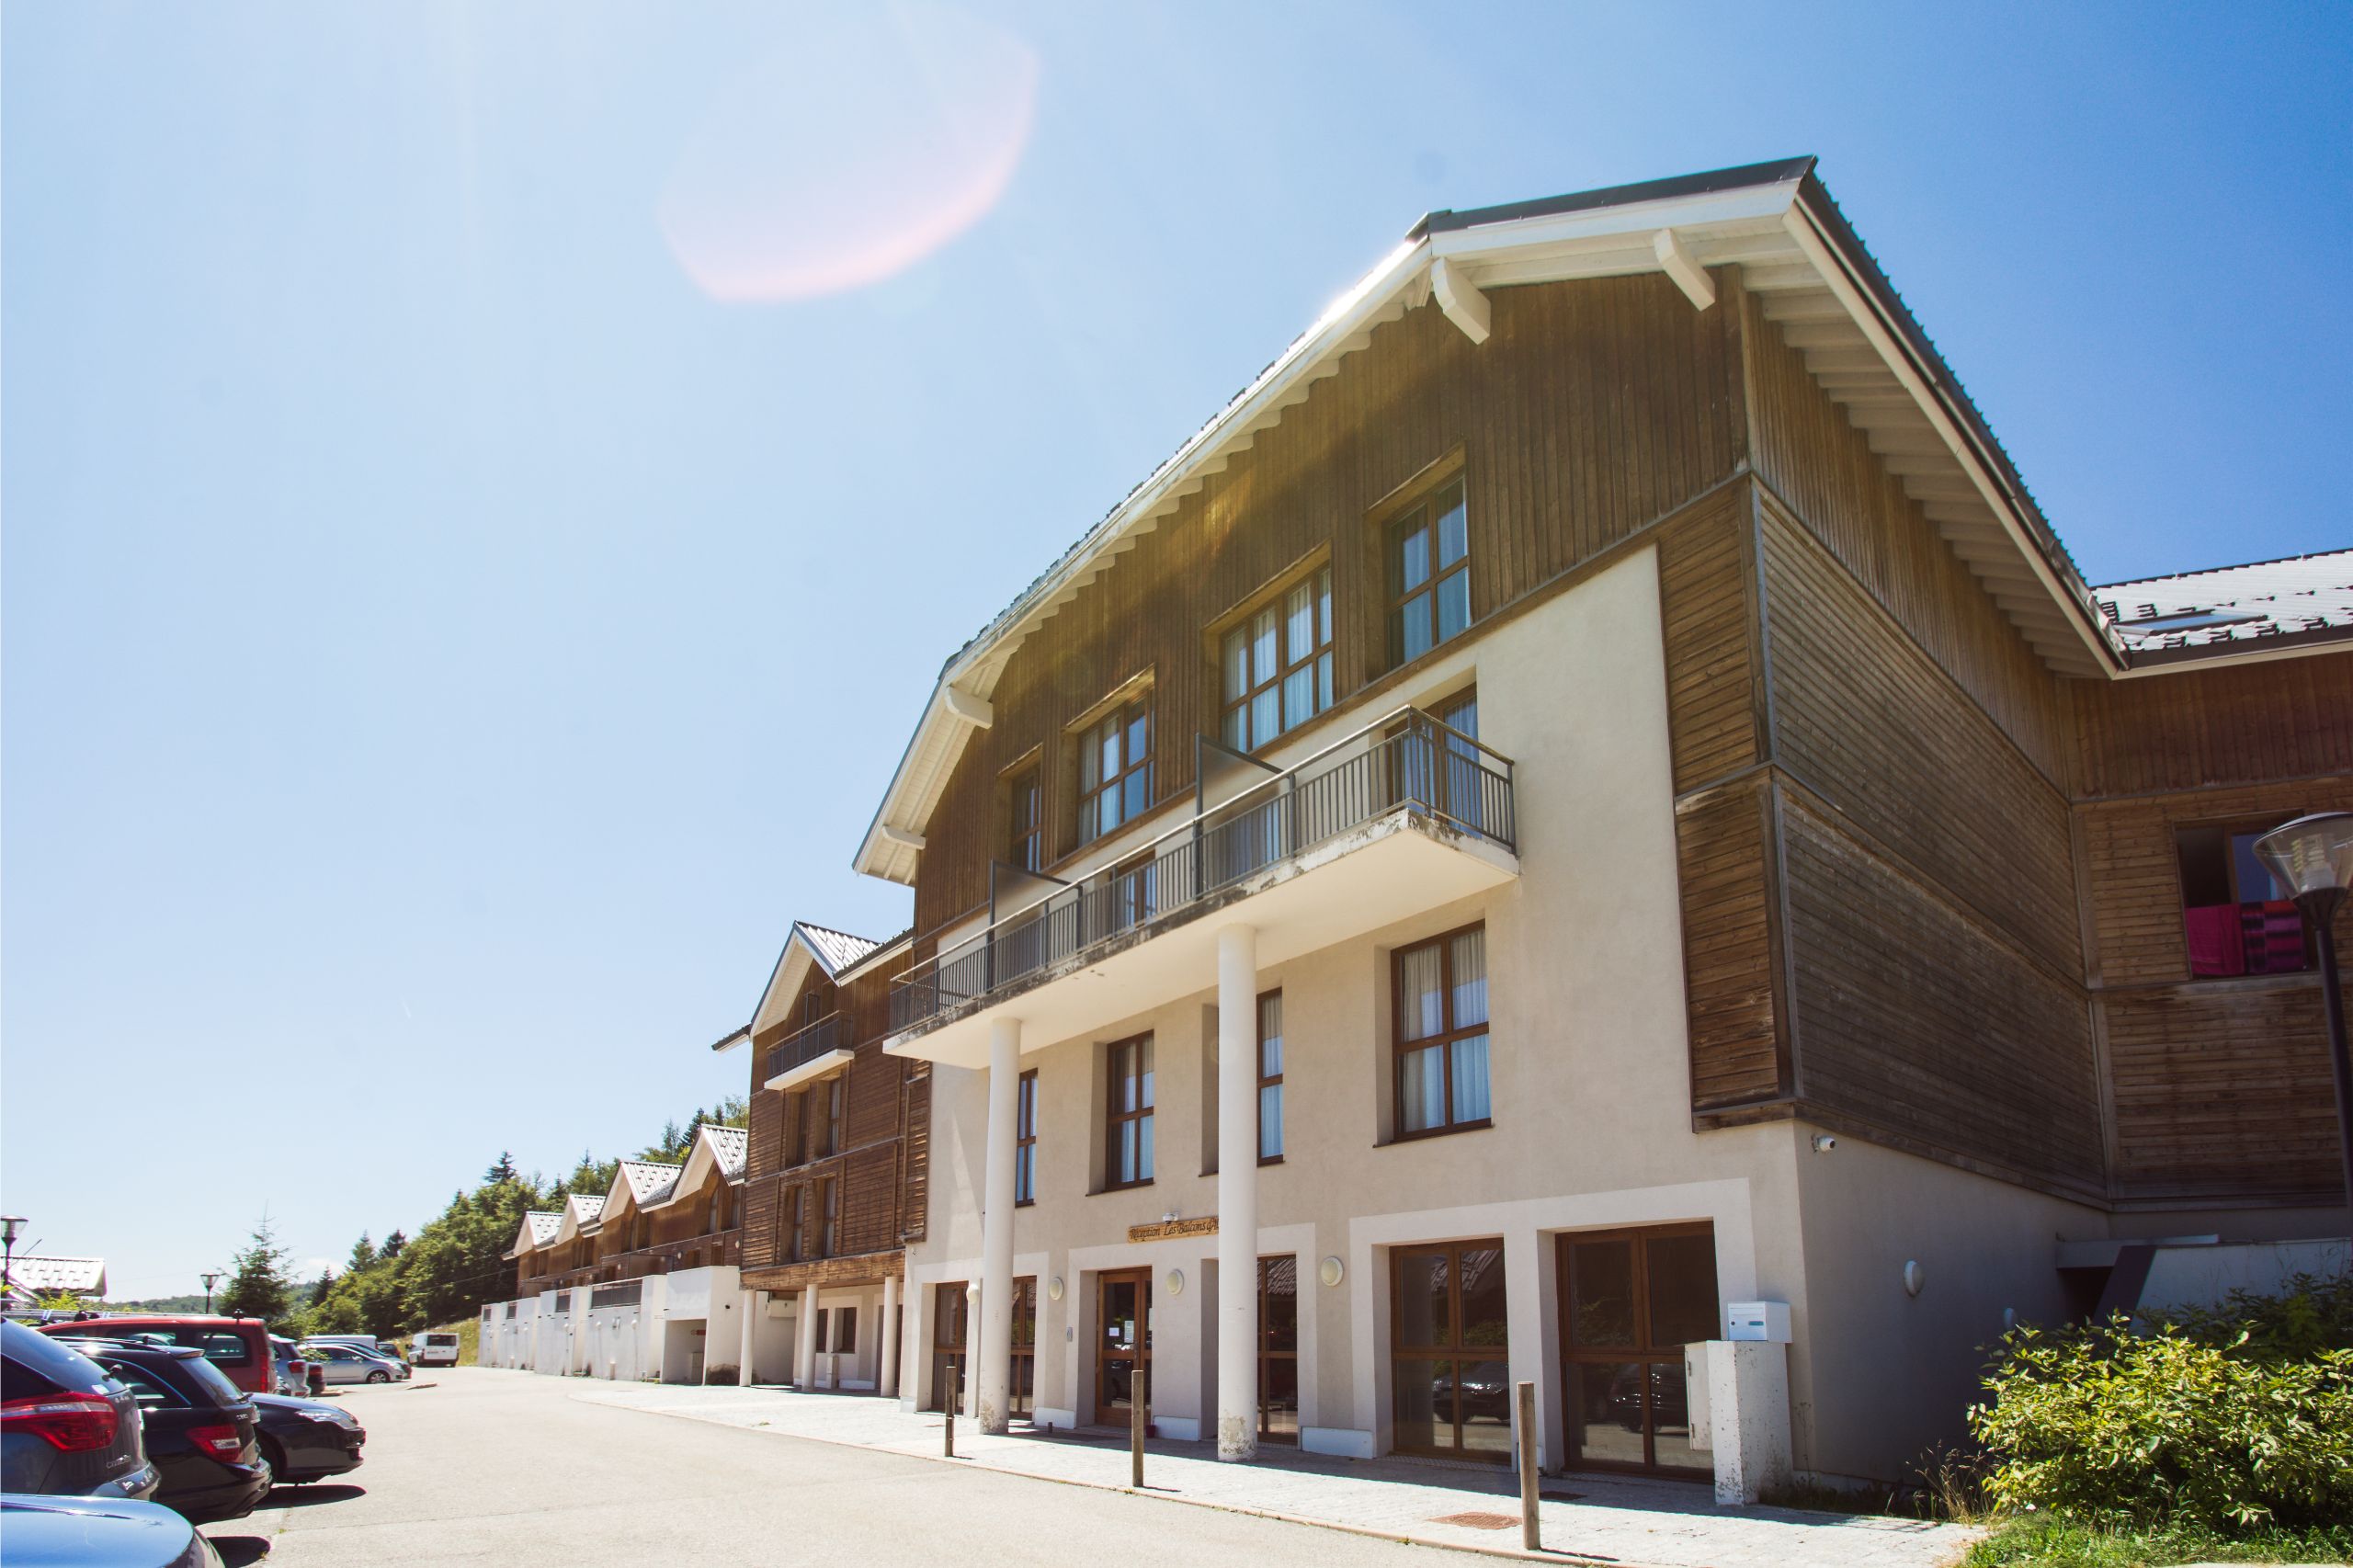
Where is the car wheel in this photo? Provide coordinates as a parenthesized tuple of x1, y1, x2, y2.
(367, 1369, 390, 1383)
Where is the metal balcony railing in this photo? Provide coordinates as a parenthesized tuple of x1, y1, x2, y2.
(763, 1011, 844, 1085)
(890, 705, 1515, 1035)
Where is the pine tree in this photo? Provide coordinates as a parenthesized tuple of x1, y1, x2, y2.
(381, 1228, 405, 1259)
(348, 1233, 377, 1272)
(311, 1267, 336, 1304)
(219, 1215, 293, 1326)
(484, 1151, 518, 1185)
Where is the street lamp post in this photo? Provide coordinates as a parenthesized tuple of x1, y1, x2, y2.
(1, 1216, 25, 1305)
(2254, 812, 2353, 1214)
(201, 1271, 222, 1314)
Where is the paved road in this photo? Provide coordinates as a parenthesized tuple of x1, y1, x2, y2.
(206, 1369, 1500, 1568)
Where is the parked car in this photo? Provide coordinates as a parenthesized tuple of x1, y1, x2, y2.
(0, 1494, 221, 1568)
(51, 1340, 269, 1524)
(36, 1318, 272, 1397)
(300, 1344, 404, 1385)
(412, 1331, 460, 1368)
(249, 1394, 366, 1484)
(267, 1337, 308, 1397)
(297, 1335, 379, 1354)
(1, 1322, 158, 1504)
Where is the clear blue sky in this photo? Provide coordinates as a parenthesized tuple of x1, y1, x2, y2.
(6, 2, 2346, 1299)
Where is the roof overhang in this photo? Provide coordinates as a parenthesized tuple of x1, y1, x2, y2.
(667, 1126, 746, 1198)
(851, 157, 2142, 885)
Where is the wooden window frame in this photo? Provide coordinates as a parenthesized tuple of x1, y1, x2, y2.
(1256, 989, 1284, 1165)
(1389, 1237, 1510, 1462)
(1215, 560, 1334, 754)
(1102, 1033, 1156, 1191)
(1015, 1069, 1039, 1205)
(815, 1176, 838, 1257)
(785, 1090, 808, 1167)
(1258, 1255, 1299, 1444)
(1004, 757, 1045, 873)
(1390, 922, 1493, 1141)
(785, 1186, 805, 1263)
(832, 1306, 858, 1355)
(1558, 1221, 1718, 1476)
(819, 1075, 846, 1159)
(1381, 472, 1471, 671)
(2173, 816, 2313, 979)
(1074, 698, 1154, 851)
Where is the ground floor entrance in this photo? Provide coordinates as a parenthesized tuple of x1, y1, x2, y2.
(1558, 1222, 1718, 1476)
(1390, 1239, 1510, 1461)
(1092, 1267, 1151, 1426)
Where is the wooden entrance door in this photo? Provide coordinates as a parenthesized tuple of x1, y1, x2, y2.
(1559, 1223, 1719, 1474)
(927, 1282, 967, 1413)
(1092, 1268, 1151, 1426)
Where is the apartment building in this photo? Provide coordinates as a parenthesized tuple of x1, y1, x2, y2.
(721, 920, 929, 1392)
(485, 1124, 749, 1382)
(824, 157, 2351, 1487)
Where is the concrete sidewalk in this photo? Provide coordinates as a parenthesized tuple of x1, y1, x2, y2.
(572, 1380, 1974, 1568)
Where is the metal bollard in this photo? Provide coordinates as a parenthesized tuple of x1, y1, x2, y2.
(1131, 1366, 1147, 1489)
(945, 1365, 958, 1458)
(1517, 1381, 1540, 1552)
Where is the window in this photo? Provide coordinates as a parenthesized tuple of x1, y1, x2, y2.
(1392, 925, 1491, 1137)
(1015, 1070, 1039, 1205)
(1104, 1034, 1155, 1188)
(832, 1307, 858, 1354)
(820, 1075, 846, 1158)
(1562, 1224, 1719, 1474)
(707, 1186, 727, 1235)
(1257, 991, 1285, 1164)
(786, 1089, 808, 1166)
(1222, 566, 1334, 752)
(1392, 1240, 1510, 1461)
(1077, 699, 1153, 846)
(1010, 1276, 1038, 1418)
(928, 1283, 968, 1413)
(816, 1176, 839, 1256)
(1006, 763, 1043, 871)
(785, 1187, 805, 1262)
(2177, 823, 2309, 977)
(1386, 476, 1470, 667)
(1260, 1256, 1299, 1442)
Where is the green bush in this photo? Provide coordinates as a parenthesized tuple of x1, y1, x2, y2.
(2150, 1269, 2353, 1362)
(1968, 1314, 2353, 1532)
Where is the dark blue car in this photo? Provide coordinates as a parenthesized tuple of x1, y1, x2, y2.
(1, 1321, 159, 1503)
(0, 1494, 221, 1568)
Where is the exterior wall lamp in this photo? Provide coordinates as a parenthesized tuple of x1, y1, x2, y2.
(2253, 812, 2353, 1210)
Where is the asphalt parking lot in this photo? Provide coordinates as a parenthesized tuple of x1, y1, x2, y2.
(205, 1368, 1500, 1568)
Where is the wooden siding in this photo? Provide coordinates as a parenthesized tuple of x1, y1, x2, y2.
(1742, 286, 2069, 787)
(2069, 652, 2353, 800)
(1779, 791, 2104, 1195)
(2104, 980, 2344, 1201)
(1656, 495, 1764, 794)
(915, 272, 1746, 936)
(1673, 773, 1786, 1108)
(1758, 497, 2080, 970)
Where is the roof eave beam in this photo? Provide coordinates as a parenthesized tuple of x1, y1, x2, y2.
(940, 685, 993, 729)
(1430, 257, 1492, 345)
(1653, 228, 1718, 311)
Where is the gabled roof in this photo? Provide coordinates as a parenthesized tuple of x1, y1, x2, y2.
(612, 1160, 684, 1210)
(744, 920, 889, 1040)
(6, 1256, 106, 1297)
(504, 1210, 565, 1260)
(2096, 549, 2353, 668)
(546, 1191, 607, 1249)
(852, 156, 2335, 884)
(669, 1123, 750, 1199)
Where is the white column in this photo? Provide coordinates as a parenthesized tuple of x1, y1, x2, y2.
(977, 1015, 1022, 1432)
(1215, 923, 1260, 1460)
(795, 1283, 819, 1389)
(879, 1274, 902, 1399)
(738, 1290, 762, 1386)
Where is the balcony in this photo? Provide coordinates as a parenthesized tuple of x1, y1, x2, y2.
(888, 706, 1519, 1067)
(763, 1011, 851, 1090)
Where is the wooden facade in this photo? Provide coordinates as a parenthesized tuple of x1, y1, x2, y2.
(900, 258, 2351, 1215)
(740, 946, 928, 1293)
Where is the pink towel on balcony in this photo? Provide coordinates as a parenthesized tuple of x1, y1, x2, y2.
(2242, 900, 2308, 974)
(2183, 904, 2245, 977)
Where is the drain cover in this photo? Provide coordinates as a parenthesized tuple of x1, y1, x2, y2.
(1431, 1512, 1520, 1530)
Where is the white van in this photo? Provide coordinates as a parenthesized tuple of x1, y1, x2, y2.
(414, 1330, 461, 1368)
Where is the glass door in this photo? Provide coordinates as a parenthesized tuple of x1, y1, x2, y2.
(1259, 1256, 1299, 1443)
(1093, 1268, 1151, 1426)
(1390, 1240, 1511, 1460)
(1011, 1276, 1037, 1420)
(1559, 1224, 1719, 1474)
(927, 1282, 968, 1413)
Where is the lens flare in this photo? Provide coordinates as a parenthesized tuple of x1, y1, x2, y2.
(659, 3, 1040, 303)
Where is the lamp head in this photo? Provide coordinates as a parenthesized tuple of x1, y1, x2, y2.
(2254, 812, 2353, 926)
(0, 1217, 23, 1248)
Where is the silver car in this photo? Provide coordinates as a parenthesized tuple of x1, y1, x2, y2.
(301, 1343, 408, 1384)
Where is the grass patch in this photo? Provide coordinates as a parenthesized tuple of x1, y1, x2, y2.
(1965, 1516, 2353, 1567)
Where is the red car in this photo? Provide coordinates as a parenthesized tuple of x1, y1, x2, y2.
(36, 1317, 274, 1396)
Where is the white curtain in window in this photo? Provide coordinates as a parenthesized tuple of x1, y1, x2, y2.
(1450, 1036, 1491, 1123)
(1396, 943, 1443, 1040)
(1450, 927, 1488, 1028)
